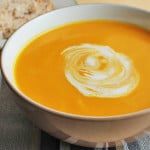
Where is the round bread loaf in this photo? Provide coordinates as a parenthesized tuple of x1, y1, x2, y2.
(0, 0, 53, 39)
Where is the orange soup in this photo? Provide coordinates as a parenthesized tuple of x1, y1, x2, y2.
(14, 20, 150, 116)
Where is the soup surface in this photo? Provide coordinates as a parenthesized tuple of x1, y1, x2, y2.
(14, 20, 150, 116)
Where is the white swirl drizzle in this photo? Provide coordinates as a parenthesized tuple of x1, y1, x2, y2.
(61, 44, 140, 98)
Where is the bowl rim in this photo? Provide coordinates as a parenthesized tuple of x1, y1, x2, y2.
(1, 3, 150, 121)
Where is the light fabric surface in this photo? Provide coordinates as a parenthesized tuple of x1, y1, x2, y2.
(77, 0, 150, 10)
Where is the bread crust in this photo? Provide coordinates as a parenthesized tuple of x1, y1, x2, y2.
(0, 0, 53, 39)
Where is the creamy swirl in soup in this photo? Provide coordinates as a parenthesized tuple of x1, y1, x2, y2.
(61, 44, 140, 98)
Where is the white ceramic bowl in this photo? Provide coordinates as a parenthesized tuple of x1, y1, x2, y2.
(1, 4, 150, 148)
